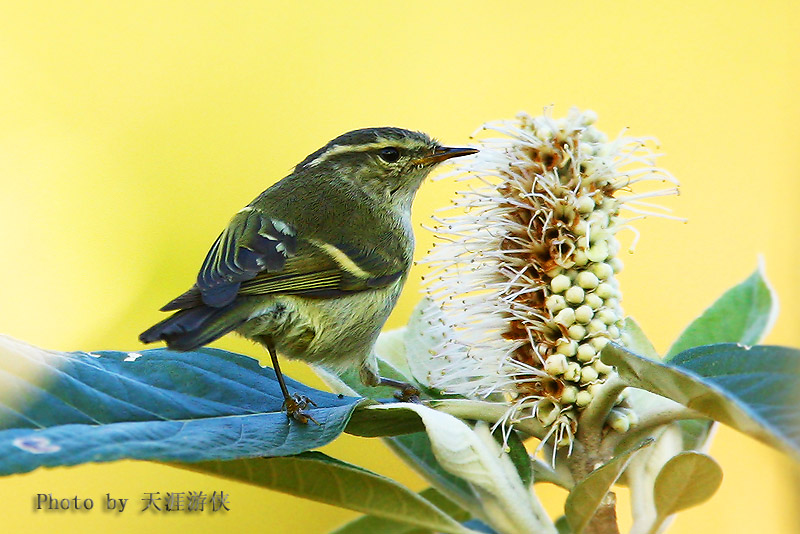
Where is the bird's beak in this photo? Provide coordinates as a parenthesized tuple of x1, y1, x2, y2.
(416, 146, 479, 166)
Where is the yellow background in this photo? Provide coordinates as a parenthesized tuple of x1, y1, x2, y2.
(1, 1, 798, 532)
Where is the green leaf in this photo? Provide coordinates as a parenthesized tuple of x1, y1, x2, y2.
(555, 516, 573, 534)
(186, 452, 473, 534)
(653, 451, 722, 518)
(330, 487, 470, 534)
(565, 438, 653, 534)
(603, 343, 800, 461)
(665, 265, 776, 360)
(663, 267, 776, 449)
(0, 335, 363, 476)
(346, 403, 426, 437)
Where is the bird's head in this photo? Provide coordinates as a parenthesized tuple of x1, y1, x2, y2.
(296, 127, 477, 209)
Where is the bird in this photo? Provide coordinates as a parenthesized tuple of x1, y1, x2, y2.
(139, 127, 477, 423)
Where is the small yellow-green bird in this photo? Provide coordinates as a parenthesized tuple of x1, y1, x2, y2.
(140, 127, 477, 422)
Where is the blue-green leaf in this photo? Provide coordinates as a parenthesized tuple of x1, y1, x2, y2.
(665, 265, 777, 360)
(603, 343, 800, 461)
(0, 335, 362, 475)
(187, 452, 474, 534)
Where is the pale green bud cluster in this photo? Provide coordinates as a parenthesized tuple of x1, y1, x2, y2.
(493, 110, 634, 433)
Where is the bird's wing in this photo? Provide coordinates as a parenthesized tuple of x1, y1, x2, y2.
(162, 208, 406, 310)
(237, 240, 405, 298)
(193, 208, 298, 307)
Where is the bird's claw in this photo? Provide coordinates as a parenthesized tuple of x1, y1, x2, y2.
(393, 384, 421, 404)
(283, 394, 319, 425)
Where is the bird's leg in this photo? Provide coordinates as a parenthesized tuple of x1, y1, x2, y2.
(266, 341, 319, 425)
(359, 361, 420, 402)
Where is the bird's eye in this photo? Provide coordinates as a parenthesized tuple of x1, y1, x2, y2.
(378, 147, 400, 163)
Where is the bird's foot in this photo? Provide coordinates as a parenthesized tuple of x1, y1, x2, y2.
(394, 384, 421, 404)
(378, 377, 421, 403)
(282, 393, 319, 425)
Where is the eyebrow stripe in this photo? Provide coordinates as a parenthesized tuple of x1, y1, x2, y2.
(306, 141, 395, 168)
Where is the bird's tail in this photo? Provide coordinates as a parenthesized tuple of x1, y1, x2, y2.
(139, 303, 250, 351)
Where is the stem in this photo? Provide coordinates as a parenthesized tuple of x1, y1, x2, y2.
(604, 404, 706, 456)
(568, 375, 628, 534)
(636, 406, 704, 432)
(578, 374, 627, 442)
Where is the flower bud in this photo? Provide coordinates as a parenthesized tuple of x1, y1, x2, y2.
(596, 282, 616, 299)
(551, 274, 571, 294)
(573, 249, 589, 266)
(590, 262, 613, 280)
(576, 390, 593, 407)
(575, 305, 594, 324)
(586, 241, 609, 263)
(568, 324, 587, 340)
(576, 343, 597, 362)
(563, 361, 582, 382)
(597, 309, 618, 325)
(545, 354, 569, 376)
(565, 286, 585, 305)
(587, 319, 607, 336)
(556, 339, 578, 357)
(561, 385, 578, 404)
(577, 271, 599, 290)
(608, 410, 630, 433)
(590, 336, 609, 351)
(580, 365, 599, 384)
(576, 196, 595, 214)
(585, 293, 604, 310)
(554, 307, 576, 327)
